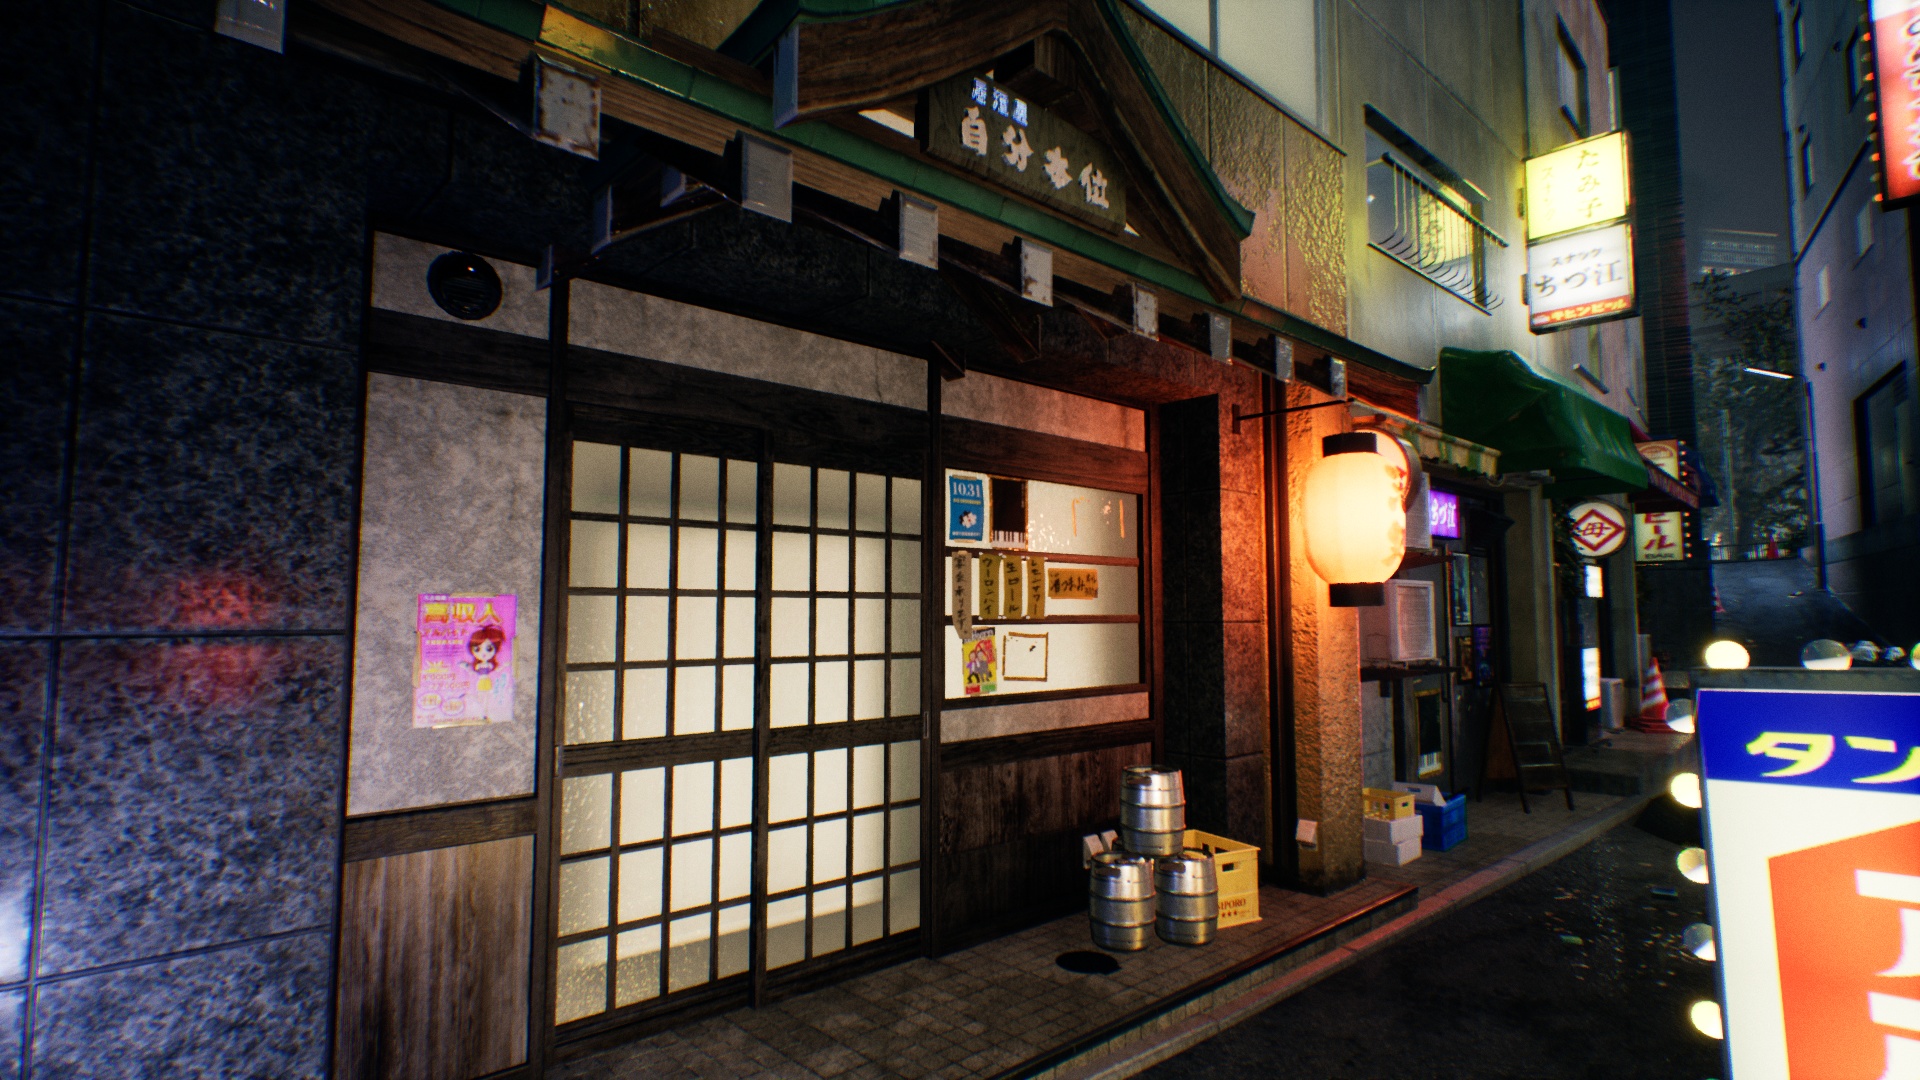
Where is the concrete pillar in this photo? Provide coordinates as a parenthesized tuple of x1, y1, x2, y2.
(1504, 485, 1560, 707)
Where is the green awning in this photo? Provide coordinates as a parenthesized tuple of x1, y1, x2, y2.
(1437, 348, 1649, 497)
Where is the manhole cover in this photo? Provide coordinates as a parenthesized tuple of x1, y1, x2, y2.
(1056, 950, 1120, 975)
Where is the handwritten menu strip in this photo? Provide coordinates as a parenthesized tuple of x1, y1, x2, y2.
(1003, 555, 1025, 619)
(1026, 557, 1046, 618)
(979, 554, 1003, 619)
(1047, 567, 1099, 600)
(951, 553, 973, 638)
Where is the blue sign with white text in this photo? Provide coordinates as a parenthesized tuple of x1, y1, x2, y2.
(1697, 688, 1920, 796)
(949, 475, 985, 542)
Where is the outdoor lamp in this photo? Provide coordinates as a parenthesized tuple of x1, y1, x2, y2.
(1689, 1000, 1724, 1040)
(1303, 432, 1406, 607)
(1677, 846, 1710, 884)
(1703, 640, 1750, 670)
(1668, 771, 1702, 809)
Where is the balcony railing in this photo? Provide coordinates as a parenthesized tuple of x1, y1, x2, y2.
(1367, 154, 1509, 311)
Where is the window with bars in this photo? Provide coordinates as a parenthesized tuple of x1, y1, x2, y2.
(1364, 116, 1507, 311)
(554, 441, 924, 1029)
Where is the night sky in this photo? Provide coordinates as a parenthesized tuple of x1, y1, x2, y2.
(1670, 0, 1791, 274)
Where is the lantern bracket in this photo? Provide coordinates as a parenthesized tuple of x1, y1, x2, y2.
(1229, 397, 1350, 435)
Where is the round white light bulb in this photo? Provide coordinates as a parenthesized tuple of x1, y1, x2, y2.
(1666, 698, 1696, 735)
(1704, 640, 1750, 670)
(1801, 638, 1852, 670)
(1682, 922, 1716, 961)
(1669, 772, 1702, 809)
(1690, 1000, 1724, 1040)
(1677, 846, 1710, 885)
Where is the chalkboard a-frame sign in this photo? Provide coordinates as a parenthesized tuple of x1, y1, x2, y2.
(921, 73, 1128, 232)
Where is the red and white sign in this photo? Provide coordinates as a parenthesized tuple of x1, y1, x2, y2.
(1636, 511, 1684, 562)
(1567, 500, 1628, 557)
(1873, 0, 1920, 206)
(1526, 223, 1636, 330)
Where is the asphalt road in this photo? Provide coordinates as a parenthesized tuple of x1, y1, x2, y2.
(1138, 816, 1725, 1080)
(1710, 556, 1883, 666)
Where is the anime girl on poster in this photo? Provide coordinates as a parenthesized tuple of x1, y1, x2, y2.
(414, 593, 516, 727)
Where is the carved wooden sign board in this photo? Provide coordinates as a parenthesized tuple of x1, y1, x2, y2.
(921, 73, 1127, 231)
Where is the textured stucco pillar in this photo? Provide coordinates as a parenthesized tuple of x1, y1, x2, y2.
(1504, 486, 1561, 705)
(1286, 380, 1363, 892)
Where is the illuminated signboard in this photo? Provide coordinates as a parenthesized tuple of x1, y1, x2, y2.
(1526, 222, 1635, 330)
(1428, 490, 1460, 539)
(1524, 131, 1630, 240)
(1567, 500, 1628, 557)
(1871, 0, 1920, 206)
(1636, 511, 1685, 562)
(1696, 677, 1920, 1078)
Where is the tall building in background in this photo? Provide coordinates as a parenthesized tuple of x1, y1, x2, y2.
(1781, 0, 1920, 644)
(1699, 228, 1785, 276)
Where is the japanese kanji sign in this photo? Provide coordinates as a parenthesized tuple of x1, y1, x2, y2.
(924, 74, 1126, 230)
(1636, 510, 1684, 562)
(1567, 500, 1628, 557)
(1523, 131, 1629, 240)
(1526, 222, 1635, 330)
(1697, 684, 1920, 1078)
(1870, 0, 1920, 206)
(414, 592, 516, 727)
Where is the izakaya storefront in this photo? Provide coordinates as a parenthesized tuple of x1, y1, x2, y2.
(320, 0, 1433, 1073)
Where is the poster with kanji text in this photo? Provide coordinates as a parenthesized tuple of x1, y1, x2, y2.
(414, 593, 516, 727)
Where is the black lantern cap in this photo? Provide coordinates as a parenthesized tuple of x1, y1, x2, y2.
(1322, 431, 1378, 456)
(1328, 583, 1386, 607)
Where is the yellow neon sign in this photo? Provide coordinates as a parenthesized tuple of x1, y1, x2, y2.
(1524, 131, 1630, 240)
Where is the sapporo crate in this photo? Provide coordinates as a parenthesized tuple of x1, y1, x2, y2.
(1183, 829, 1261, 928)
(1362, 787, 1417, 821)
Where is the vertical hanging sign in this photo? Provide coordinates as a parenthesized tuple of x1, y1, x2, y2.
(1871, 1, 1920, 206)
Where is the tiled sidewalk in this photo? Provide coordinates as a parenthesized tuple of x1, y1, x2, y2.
(553, 790, 1647, 1080)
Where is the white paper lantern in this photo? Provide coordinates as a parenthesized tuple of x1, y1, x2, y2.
(1303, 432, 1406, 607)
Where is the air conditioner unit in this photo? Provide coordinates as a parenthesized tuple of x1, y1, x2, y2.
(1360, 580, 1437, 663)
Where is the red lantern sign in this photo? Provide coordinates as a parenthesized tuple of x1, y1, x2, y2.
(1566, 500, 1628, 557)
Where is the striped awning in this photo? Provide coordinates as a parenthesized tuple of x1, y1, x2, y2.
(1350, 405, 1503, 478)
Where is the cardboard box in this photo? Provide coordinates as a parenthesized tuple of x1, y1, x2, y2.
(1363, 814, 1424, 844)
(1362, 787, 1417, 820)
(1183, 828, 1261, 928)
(1391, 781, 1445, 806)
(1363, 835, 1422, 866)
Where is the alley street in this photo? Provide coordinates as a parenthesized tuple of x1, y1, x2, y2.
(1138, 819, 1723, 1080)
(1710, 556, 1885, 666)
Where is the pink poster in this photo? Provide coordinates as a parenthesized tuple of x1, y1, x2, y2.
(414, 593, 516, 727)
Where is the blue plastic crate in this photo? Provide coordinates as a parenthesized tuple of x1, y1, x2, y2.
(1414, 794, 1468, 851)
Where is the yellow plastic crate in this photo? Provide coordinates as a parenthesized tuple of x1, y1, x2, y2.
(1184, 829, 1261, 928)
(1363, 787, 1417, 821)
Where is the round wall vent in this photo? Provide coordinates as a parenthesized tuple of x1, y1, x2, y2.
(426, 252, 503, 321)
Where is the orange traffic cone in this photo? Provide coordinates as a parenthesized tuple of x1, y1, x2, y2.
(1633, 657, 1670, 731)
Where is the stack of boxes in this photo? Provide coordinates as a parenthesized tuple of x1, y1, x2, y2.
(1361, 787, 1423, 866)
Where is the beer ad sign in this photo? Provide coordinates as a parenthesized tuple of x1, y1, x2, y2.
(924, 74, 1125, 230)
(1871, 0, 1920, 206)
(1697, 686, 1920, 1078)
(1526, 223, 1635, 330)
(1636, 511, 1684, 562)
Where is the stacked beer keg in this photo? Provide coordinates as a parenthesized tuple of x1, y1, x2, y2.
(1088, 765, 1219, 950)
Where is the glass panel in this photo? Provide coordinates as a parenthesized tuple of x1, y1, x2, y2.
(724, 529, 757, 590)
(854, 599, 885, 655)
(623, 596, 667, 662)
(813, 748, 848, 815)
(555, 938, 608, 1023)
(769, 663, 808, 727)
(568, 595, 616, 664)
(771, 533, 811, 592)
(718, 832, 750, 901)
(722, 598, 756, 659)
(627, 524, 671, 590)
(671, 761, 715, 836)
(768, 825, 808, 893)
(852, 660, 884, 721)
(812, 819, 848, 884)
(726, 460, 757, 524)
(621, 668, 666, 740)
(851, 811, 884, 875)
(620, 767, 666, 843)
(889, 807, 920, 867)
(854, 537, 886, 593)
(614, 926, 661, 1007)
(629, 449, 673, 519)
(892, 477, 921, 536)
(773, 463, 811, 526)
(566, 670, 615, 744)
(572, 443, 622, 515)
(770, 598, 809, 657)
(668, 913, 712, 992)
(1026, 483, 1138, 558)
(851, 877, 884, 945)
(767, 896, 807, 969)
(890, 599, 919, 654)
(891, 741, 922, 802)
(669, 840, 713, 911)
(720, 756, 753, 828)
(569, 520, 620, 588)
(720, 663, 754, 732)
(852, 745, 885, 809)
(817, 469, 850, 530)
(673, 666, 716, 736)
(616, 848, 663, 922)
(890, 868, 921, 931)
(815, 598, 849, 656)
(768, 753, 808, 822)
(558, 857, 610, 935)
(675, 527, 719, 591)
(889, 658, 920, 718)
(815, 535, 850, 593)
(675, 597, 718, 660)
(812, 884, 847, 956)
(717, 904, 750, 978)
(890, 540, 920, 593)
(854, 473, 888, 533)
(679, 455, 720, 521)
(561, 773, 612, 855)
(815, 661, 849, 724)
